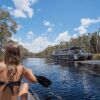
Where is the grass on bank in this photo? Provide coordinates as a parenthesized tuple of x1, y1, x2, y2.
(93, 53, 100, 60)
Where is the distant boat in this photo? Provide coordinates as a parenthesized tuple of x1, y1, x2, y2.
(52, 47, 92, 62)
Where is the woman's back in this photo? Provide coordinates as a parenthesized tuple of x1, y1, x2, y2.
(0, 43, 37, 100)
(0, 62, 23, 100)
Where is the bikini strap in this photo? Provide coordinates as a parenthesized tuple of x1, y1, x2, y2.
(2, 81, 21, 96)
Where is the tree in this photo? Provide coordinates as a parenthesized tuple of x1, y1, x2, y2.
(90, 32, 98, 53)
(0, 9, 17, 48)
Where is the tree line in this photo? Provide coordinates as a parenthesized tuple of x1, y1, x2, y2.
(35, 30, 100, 58)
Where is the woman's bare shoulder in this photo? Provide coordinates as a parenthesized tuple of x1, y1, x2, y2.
(17, 64, 24, 70)
(0, 62, 6, 72)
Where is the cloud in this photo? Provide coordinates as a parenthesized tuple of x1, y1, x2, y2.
(25, 36, 56, 53)
(17, 36, 53, 53)
(11, 31, 71, 53)
(11, 36, 22, 42)
(43, 20, 54, 27)
(28, 31, 34, 36)
(28, 31, 71, 52)
(27, 31, 34, 39)
(81, 17, 100, 27)
(74, 26, 87, 35)
(30, 0, 38, 4)
(47, 27, 53, 32)
(72, 33, 78, 38)
(16, 24, 23, 31)
(10, 9, 27, 18)
(29, 36, 50, 52)
(55, 31, 71, 43)
(9, 0, 38, 18)
(74, 17, 100, 35)
(11, 35, 51, 53)
(43, 20, 54, 35)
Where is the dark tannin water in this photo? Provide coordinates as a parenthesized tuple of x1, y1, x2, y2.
(22, 58, 100, 100)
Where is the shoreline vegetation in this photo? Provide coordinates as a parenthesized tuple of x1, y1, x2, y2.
(34, 31, 100, 60)
(0, 9, 100, 61)
(93, 54, 100, 60)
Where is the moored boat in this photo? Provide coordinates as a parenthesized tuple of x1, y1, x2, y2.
(52, 46, 92, 62)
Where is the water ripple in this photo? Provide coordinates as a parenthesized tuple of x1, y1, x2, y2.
(23, 58, 100, 100)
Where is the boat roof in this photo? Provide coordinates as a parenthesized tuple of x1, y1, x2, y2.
(70, 47, 81, 50)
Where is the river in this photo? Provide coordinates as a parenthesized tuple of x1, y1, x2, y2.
(22, 58, 100, 100)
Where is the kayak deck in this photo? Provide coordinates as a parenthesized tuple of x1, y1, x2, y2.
(18, 89, 40, 100)
(28, 88, 40, 100)
(28, 91, 40, 100)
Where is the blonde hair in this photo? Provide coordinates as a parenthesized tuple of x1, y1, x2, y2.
(4, 43, 21, 81)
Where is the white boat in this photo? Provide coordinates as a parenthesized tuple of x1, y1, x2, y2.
(52, 46, 92, 61)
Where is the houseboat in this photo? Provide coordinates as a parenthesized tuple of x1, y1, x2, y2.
(52, 47, 92, 62)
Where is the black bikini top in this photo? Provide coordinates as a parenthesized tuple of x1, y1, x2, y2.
(0, 80, 21, 96)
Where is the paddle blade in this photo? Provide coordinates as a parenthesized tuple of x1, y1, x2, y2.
(35, 75, 51, 87)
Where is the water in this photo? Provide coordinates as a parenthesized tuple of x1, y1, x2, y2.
(22, 58, 100, 100)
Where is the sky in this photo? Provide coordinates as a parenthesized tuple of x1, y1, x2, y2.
(0, 0, 100, 53)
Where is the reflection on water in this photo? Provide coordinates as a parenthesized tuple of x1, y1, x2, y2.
(22, 58, 100, 100)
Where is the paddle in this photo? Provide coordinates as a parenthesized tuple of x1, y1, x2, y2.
(0, 47, 52, 88)
(35, 75, 51, 87)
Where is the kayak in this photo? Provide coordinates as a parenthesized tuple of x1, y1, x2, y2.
(28, 91, 38, 100)
(16, 80, 40, 100)
(28, 88, 40, 100)
(17, 88, 40, 100)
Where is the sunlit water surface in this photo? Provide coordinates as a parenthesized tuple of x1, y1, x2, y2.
(22, 58, 100, 100)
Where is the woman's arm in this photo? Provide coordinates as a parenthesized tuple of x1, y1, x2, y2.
(22, 67, 37, 83)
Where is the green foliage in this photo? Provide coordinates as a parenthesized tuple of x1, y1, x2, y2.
(0, 9, 34, 59)
(0, 9, 17, 47)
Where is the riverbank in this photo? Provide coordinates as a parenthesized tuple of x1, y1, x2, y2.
(81, 60, 100, 65)
(60, 60, 100, 65)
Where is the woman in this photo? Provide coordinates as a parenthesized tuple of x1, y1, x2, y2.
(0, 43, 37, 100)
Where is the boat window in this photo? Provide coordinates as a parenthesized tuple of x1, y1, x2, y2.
(80, 49, 85, 53)
(55, 51, 59, 54)
(62, 51, 67, 54)
(71, 49, 80, 54)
